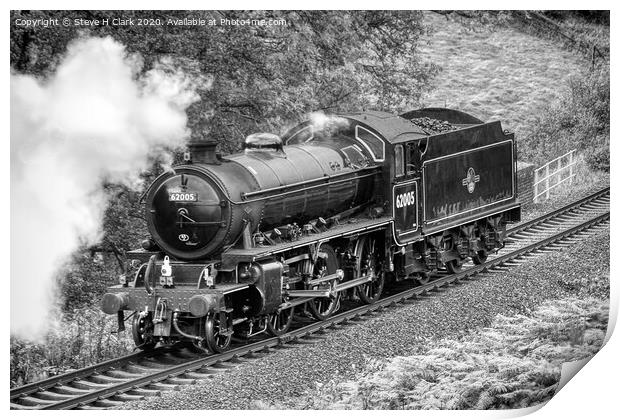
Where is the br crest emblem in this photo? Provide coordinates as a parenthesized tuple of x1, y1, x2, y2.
(462, 168, 480, 194)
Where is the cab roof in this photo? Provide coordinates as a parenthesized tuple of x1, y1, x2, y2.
(338, 110, 428, 144)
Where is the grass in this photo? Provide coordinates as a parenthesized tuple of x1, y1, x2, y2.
(418, 12, 588, 137)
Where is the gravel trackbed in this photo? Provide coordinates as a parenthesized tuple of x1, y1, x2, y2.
(124, 230, 609, 410)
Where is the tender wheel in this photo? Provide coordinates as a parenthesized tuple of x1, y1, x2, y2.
(308, 244, 340, 320)
(267, 306, 294, 336)
(132, 312, 156, 351)
(205, 313, 232, 353)
(445, 259, 463, 274)
(355, 236, 385, 304)
(472, 249, 488, 265)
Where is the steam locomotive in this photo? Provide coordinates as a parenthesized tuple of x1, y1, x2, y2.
(101, 108, 521, 353)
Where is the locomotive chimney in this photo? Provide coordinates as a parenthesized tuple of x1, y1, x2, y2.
(185, 140, 220, 165)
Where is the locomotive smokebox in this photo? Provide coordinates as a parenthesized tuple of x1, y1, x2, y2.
(186, 139, 219, 164)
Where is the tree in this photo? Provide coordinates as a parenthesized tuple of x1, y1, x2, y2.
(11, 10, 436, 149)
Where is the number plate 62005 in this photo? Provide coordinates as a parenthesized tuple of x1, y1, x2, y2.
(169, 192, 197, 202)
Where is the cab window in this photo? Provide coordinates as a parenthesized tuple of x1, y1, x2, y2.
(407, 144, 421, 174)
(394, 145, 404, 177)
(286, 126, 313, 144)
(355, 126, 385, 161)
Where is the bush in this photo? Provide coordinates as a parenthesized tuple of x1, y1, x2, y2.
(59, 252, 118, 312)
(10, 307, 134, 387)
(521, 66, 609, 171)
(584, 135, 609, 172)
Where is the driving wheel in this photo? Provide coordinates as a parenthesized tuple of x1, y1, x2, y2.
(355, 236, 385, 304)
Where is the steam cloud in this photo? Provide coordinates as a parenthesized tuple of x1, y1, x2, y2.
(10, 37, 207, 341)
(306, 111, 350, 139)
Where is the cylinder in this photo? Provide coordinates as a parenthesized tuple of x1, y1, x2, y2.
(101, 292, 130, 315)
(188, 294, 218, 317)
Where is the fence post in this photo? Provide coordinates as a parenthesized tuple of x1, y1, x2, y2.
(534, 169, 539, 203)
(545, 164, 550, 200)
(569, 150, 574, 185)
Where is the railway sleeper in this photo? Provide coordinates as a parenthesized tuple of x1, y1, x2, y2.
(530, 226, 560, 232)
(76, 404, 108, 410)
(50, 384, 92, 395)
(138, 359, 173, 369)
(501, 262, 522, 267)
(91, 399, 123, 408)
(111, 393, 145, 402)
(487, 267, 510, 273)
(31, 390, 73, 401)
(125, 363, 159, 374)
(155, 354, 194, 364)
(145, 382, 180, 392)
(181, 371, 215, 380)
(197, 364, 227, 373)
(542, 220, 567, 226)
(127, 388, 161, 397)
(104, 370, 143, 379)
(70, 379, 112, 389)
(581, 204, 602, 210)
(10, 402, 37, 410)
(88, 374, 127, 384)
(163, 376, 196, 385)
(211, 360, 240, 369)
(14, 396, 51, 407)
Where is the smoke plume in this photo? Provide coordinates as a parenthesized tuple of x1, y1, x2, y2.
(10, 37, 207, 341)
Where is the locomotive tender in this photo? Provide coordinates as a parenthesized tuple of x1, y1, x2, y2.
(101, 108, 521, 352)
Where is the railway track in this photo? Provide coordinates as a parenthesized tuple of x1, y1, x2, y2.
(10, 187, 610, 410)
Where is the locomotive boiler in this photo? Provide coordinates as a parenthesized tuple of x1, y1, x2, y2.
(144, 132, 378, 261)
(101, 108, 521, 353)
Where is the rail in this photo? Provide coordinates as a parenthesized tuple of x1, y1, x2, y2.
(533, 149, 577, 203)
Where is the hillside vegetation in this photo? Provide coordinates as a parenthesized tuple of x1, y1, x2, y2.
(419, 11, 609, 170)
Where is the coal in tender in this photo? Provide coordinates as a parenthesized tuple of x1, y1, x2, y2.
(409, 117, 458, 135)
